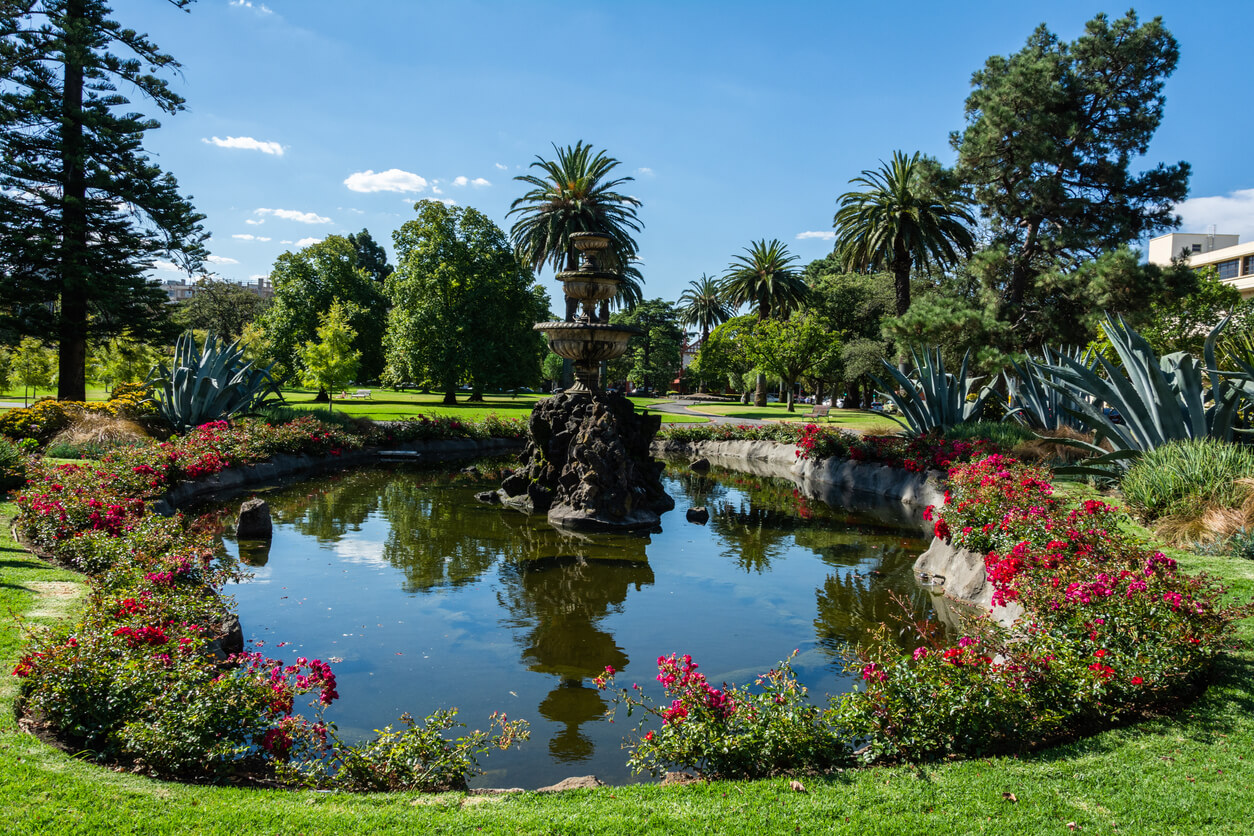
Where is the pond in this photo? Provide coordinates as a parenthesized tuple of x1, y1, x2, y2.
(217, 460, 942, 788)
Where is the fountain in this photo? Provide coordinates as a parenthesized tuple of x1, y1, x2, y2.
(484, 232, 674, 531)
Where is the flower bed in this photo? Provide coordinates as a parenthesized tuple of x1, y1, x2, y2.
(597, 453, 1248, 776)
(11, 413, 527, 784)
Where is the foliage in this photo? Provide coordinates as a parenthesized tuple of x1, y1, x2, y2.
(607, 299, 684, 393)
(833, 151, 975, 317)
(280, 709, 529, 792)
(1034, 316, 1250, 474)
(676, 274, 732, 346)
(743, 313, 841, 411)
(175, 279, 270, 342)
(252, 236, 389, 382)
(11, 337, 55, 405)
(149, 331, 282, 434)
(0, 387, 155, 444)
(0, 435, 30, 490)
(1120, 439, 1254, 523)
(688, 314, 757, 397)
(953, 11, 1189, 332)
(802, 261, 895, 398)
(347, 228, 393, 284)
(90, 334, 164, 393)
(870, 346, 992, 436)
(1003, 345, 1092, 431)
(719, 239, 807, 322)
(0, 0, 206, 401)
(596, 653, 849, 779)
(384, 201, 548, 403)
(508, 140, 643, 277)
(837, 454, 1249, 762)
(298, 301, 361, 412)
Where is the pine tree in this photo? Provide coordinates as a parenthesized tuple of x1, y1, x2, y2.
(0, 0, 207, 401)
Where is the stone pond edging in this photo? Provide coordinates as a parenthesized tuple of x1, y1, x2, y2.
(651, 438, 1019, 627)
(151, 436, 525, 513)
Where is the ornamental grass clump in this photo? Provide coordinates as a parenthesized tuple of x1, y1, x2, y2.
(1119, 438, 1254, 547)
(836, 454, 1249, 763)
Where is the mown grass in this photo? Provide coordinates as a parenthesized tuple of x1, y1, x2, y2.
(2, 491, 1254, 834)
(690, 403, 902, 435)
(277, 388, 708, 424)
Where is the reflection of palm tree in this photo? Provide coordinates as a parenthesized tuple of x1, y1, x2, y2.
(276, 470, 383, 542)
(507, 141, 643, 275)
(833, 150, 975, 318)
(708, 499, 799, 573)
(496, 556, 654, 762)
(718, 239, 807, 406)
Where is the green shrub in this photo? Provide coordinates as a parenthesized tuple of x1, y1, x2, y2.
(1119, 438, 1254, 521)
(943, 421, 1037, 449)
(0, 435, 30, 490)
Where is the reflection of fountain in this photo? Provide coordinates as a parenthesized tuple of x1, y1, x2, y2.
(488, 231, 673, 531)
(497, 554, 654, 762)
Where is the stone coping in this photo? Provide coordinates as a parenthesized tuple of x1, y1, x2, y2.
(151, 436, 525, 514)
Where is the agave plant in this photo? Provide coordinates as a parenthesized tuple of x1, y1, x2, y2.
(148, 331, 282, 433)
(870, 346, 993, 437)
(1003, 345, 1093, 431)
(1032, 315, 1251, 475)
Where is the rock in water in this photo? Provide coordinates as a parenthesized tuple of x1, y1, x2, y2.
(489, 392, 674, 531)
(236, 497, 273, 540)
(686, 506, 710, 524)
(689, 458, 711, 473)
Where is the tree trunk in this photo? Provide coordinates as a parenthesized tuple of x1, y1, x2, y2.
(442, 390, 457, 405)
(57, 2, 89, 402)
(313, 387, 330, 403)
(786, 386, 795, 412)
(754, 372, 767, 407)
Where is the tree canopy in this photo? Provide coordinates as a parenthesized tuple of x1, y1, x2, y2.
(175, 279, 269, 342)
(0, 0, 206, 400)
(384, 200, 548, 403)
(953, 10, 1189, 333)
(252, 236, 389, 383)
(607, 299, 684, 394)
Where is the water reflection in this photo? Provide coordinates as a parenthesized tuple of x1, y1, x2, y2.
(498, 555, 653, 761)
(222, 460, 939, 787)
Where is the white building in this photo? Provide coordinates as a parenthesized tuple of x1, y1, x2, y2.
(1147, 232, 1254, 298)
(159, 276, 274, 303)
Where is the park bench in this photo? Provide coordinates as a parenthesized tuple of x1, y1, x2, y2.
(806, 405, 830, 419)
(351, 389, 371, 399)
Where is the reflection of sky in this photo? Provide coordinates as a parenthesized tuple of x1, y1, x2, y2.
(222, 466, 930, 789)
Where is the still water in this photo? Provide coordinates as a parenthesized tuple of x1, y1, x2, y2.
(219, 461, 937, 788)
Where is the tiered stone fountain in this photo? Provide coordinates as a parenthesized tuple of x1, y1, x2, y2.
(485, 232, 673, 531)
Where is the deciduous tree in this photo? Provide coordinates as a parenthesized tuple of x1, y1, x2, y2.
(298, 301, 360, 413)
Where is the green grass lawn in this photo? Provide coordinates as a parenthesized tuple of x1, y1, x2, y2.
(691, 403, 903, 434)
(278, 389, 709, 424)
(3, 488, 1254, 834)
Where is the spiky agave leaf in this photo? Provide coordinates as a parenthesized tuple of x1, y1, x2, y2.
(869, 345, 992, 437)
(148, 331, 281, 433)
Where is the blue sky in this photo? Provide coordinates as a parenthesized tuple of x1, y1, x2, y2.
(121, 0, 1254, 306)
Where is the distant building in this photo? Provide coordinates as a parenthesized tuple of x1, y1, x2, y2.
(1147, 232, 1254, 298)
(159, 276, 274, 303)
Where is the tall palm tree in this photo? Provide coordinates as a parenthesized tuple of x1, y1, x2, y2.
(676, 274, 732, 346)
(833, 150, 975, 317)
(719, 239, 807, 405)
(507, 141, 643, 276)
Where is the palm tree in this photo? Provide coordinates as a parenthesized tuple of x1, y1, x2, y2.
(833, 150, 975, 318)
(719, 239, 807, 405)
(676, 274, 732, 346)
(507, 141, 643, 276)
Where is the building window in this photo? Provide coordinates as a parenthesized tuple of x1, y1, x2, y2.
(1244, 255, 1254, 276)
(1192, 243, 1203, 253)
(1217, 259, 1239, 280)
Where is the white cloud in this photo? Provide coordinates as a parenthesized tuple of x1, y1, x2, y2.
(494, 163, 508, 170)
(250, 274, 268, 281)
(232, 233, 272, 242)
(254, 207, 331, 224)
(244, 218, 264, 225)
(229, 0, 273, 14)
(796, 230, 837, 241)
(206, 255, 240, 264)
(202, 136, 284, 156)
(344, 168, 428, 194)
(295, 237, 322, 247)
(471, 177, 491, 187)
(635, 167, 655, 177)
(452, 176, 468, 187)
(154, 260, 181, 272)
(431, 185, 443, 195)
(1175, 188, 1254, 244)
